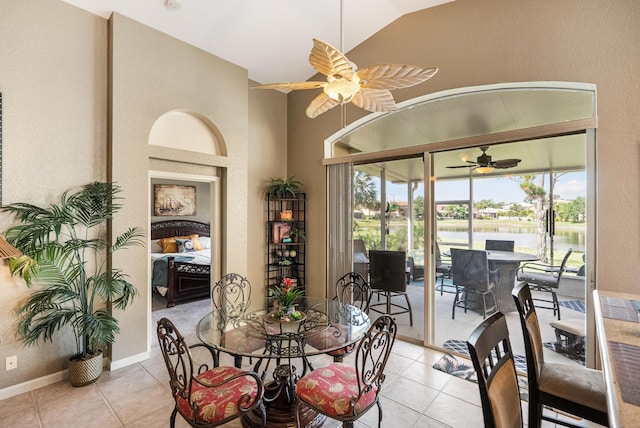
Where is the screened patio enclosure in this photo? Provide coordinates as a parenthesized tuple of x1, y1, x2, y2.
(324, 82, 597, 367)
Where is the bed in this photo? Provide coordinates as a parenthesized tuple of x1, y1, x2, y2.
(151, 220, 212, 307)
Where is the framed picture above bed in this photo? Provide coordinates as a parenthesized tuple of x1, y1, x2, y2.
(154, 184, 196, 216)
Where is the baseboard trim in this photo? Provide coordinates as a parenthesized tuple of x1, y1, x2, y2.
(0, 351, 150, 400)
(0, 370, 68, 400)
(109, 351, 149, 371)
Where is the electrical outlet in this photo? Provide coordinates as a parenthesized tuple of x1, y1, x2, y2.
(6, 356, 17, 371)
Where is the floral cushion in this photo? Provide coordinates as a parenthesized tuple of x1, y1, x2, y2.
(176, 366, 259, 423)
(305, 324, 353, 355)
(295, 363, 377, 417)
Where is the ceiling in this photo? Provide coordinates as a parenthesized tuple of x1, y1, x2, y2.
(58, 1, 594, 185)
(60, 0, 452, 85)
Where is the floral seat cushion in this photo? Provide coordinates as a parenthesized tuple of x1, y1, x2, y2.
(295, 363, 377, 417)
(304, 324, 353, 355)
(176, 366, 260, 423)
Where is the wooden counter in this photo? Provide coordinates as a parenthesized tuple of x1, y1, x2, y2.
(593, 290, 640, 427)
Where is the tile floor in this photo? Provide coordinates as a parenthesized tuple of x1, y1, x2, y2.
(0, 334, 606, 428)
(1, 292, 604, 428)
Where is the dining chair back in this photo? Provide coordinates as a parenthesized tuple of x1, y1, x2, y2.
(335, 271, 372, 312)
(295, 315, 397, 428)
(368, 250, 413, 325)
(516, 248, 572, 320)
(306, 272, 371, 362)
(210, 273, 255, 367)
(451, 248, 498, 319)
(156, 317, 265, 427)
(485, 239, 515, 252)
(512, 283, 609, 427)
(467, 312, 523, 428)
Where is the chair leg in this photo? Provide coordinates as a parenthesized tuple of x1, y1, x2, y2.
(552, 290, 561, 320)
(403, 292, 413, 326)
(170, 407, 178, 428)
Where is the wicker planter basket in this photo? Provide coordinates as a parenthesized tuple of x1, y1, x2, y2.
(68, 350, 103, 387)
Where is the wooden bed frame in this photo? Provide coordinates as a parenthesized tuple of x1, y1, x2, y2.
(151, 220, 211, 307)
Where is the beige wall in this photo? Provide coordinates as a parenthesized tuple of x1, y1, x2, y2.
(288, 0, 640, 297)
(0, 0, 108, 390)
(0, 1, 286, 392)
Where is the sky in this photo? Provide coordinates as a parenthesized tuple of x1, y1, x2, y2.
(381, 171, 586, 204)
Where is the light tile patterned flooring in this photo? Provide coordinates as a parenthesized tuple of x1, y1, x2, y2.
(1, 292, 605, 428)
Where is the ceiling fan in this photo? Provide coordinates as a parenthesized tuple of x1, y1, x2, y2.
(447, 146, 521, 174)
(251, 38, 438, 118)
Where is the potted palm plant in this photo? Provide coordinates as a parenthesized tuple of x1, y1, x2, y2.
(266, 176, 303, 198)
(0, 182, 143, 386)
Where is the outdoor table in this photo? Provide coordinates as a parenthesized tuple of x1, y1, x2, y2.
(197, 297, 371, 428)
(486, 250, 538, 312)
(593, 290, 640, 427)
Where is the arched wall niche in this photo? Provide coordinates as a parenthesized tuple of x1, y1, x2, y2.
(149, 110, 227, 156)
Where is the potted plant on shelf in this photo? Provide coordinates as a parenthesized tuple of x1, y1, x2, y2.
(266, 176, 303, 198)
(1, 182, 143, 386)
(288, 226, 306, 243)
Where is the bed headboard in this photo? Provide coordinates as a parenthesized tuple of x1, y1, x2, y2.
(151, 220, 210, 239)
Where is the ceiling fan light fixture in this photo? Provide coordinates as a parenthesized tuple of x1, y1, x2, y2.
(324, 78, 361, 103)
(475, 166, 494, 174)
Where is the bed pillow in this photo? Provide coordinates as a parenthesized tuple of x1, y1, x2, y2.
(150, 239, 163, 253)
(199, 236, 211, 249)
(175, 238, 196, 253)
(159, 234, 203, 253)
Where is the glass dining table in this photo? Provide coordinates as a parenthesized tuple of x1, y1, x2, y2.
(196, 297, 371, 428)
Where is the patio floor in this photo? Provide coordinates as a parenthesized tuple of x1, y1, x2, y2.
(388, 280, 587, 367)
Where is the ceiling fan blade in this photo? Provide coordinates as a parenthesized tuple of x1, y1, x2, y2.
(446, 164, 475, 169)
(357, 65, 438, 90)
(309, 39, 355, 80)
(252, 81, 325, 91)
(493, 158, 521, 168)
(351, 88, 398, 113)
(305, 92, 340, 118)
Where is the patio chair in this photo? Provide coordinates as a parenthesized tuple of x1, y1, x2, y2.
(368, 250, 413, 325)
(467, 312, 524, 428)
(435, 241, 452, 295)
(294, 315, 397, 428)
(485, 239, 515, 252)
(511, 283, 609, 428)
(516, 248, 572, 320)
(156, 317, 265, 427)
(407, 256, 424, 281)
(451, 248, 499, 319)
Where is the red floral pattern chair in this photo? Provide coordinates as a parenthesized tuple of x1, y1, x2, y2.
(305, 272, 371, 362)
(295, 315, 397, 428)
(157, 317, 265, 427)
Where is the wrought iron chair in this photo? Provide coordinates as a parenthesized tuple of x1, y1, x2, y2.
(467, 312, 524, 428)
(305, 272, 371, 362)
(451, 248, 499, 319)
(294, 315, 397, 428)
(485, 239, 515, 252)
(210, 273, 256, 367)
(512, 283, 609, 428)
(156, 317, 265, 428)
(368, 250, 413, 325)
(516, 248, 572, 320)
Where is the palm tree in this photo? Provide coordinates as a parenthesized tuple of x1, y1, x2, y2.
(354, 170, 377, 214)
(1, 182, 143, 360)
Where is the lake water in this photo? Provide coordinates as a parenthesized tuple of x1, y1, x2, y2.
(437, 224, 585, 253)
